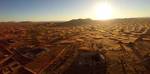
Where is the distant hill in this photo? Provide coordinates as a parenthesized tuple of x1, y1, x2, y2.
(56, 18, 94, 26)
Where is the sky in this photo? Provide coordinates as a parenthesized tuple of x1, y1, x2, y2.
(0, 0, 150, 21)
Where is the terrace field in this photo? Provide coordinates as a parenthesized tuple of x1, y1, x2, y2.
(0, 18, 150, 74)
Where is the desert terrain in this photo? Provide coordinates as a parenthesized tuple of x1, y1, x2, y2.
(0, 18, 150, 74)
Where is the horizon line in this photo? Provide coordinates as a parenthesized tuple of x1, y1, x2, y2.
(0, 17, 150, 22)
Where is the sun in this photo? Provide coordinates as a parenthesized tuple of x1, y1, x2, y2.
(95, 2, 113, 20)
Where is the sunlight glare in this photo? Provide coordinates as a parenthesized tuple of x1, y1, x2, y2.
(95, 2, 113, 20)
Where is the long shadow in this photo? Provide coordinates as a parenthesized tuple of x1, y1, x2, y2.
(64, 50, 107, 74)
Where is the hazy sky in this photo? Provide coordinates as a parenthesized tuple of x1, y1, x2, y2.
(0, 0, 150, 21)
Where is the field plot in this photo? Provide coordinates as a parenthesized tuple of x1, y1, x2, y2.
(0, 18, 150, 74)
